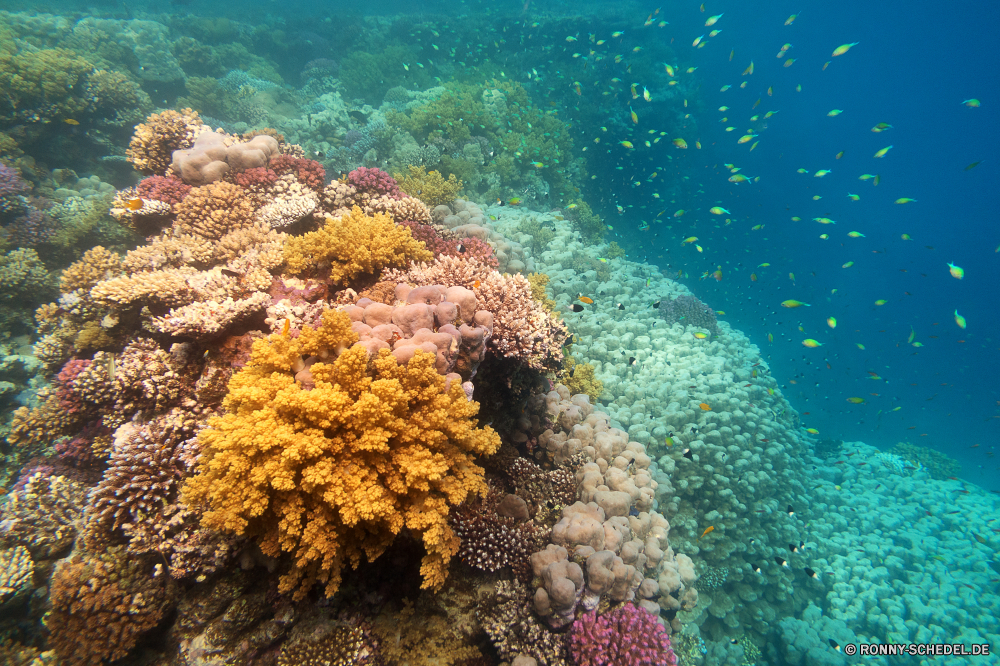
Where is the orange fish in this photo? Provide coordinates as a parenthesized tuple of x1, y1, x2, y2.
(282, 318, 290, 335)
(698, 526, 715, 539)
(699, 402, 712, 411)
(578, 295, 594, 304)
(473, 280, 481, 288)
(125, 197, 144, 211)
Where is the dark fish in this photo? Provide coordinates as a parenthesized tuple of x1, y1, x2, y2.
(774, 556, 788, 567)
(457, 243, 466, 253)
(787, 505, 795, 516)
(829, 639, 841, 651)
(682, 448, 693, 460)
(220, 269, 241, 278)
(628, 357, 637, 366)
(729, 638, 739, 644)
(617, 303, 625, 310)
(751, 564, 761, 573)
(651, 300, 661, 308)
(571, 304, 585, 312)
(804, 567, 818, 578)
(789, 544, 798, 553)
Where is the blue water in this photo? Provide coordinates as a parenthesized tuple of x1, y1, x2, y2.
(590, 1, 1000, 488)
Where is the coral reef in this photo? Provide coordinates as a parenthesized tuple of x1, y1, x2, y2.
(183, 309, 501, 599)
(396, 165, 463, 207)
(569, 603, 677, 666)
(127, 108, 206, 175)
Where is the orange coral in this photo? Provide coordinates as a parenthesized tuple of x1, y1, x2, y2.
(183, 309, 500, 599)
(125, 108, 204, 175)
(283, 206, 432, 283)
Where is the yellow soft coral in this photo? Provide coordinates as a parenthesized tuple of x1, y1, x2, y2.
(183, 309, 500, 599)
(283, 206, 432, 283)
(395, 166, 463, 207)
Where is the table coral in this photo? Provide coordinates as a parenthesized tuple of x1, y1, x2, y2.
(183, 309, 501, 599)
(283, 206, 432, 283)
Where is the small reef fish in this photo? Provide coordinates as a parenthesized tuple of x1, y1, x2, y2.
(827, 317, 837, 328)
(578, 295, 594, 304)
(814, 217, 836, 224)
(683, 236, 698, 244)
(948, 262, 964, 279)
(874, 299, 887, 306)
(814, 170, 832, 177)
(962, 99, 981, 107)
(847, 193, 860, 201)
(827, 109, 843, 116)
(848, 231, 865, 238)
(673, 138, 688, 149)
(802, 339, 823, 348)
(698, 526, 715, 539)
(954, 310, 967, 329)
(781, 300, 810, 308)
(699, 403, 712, 411)
(832, 42, 860, 57)
(709, 207, 730, 215)
(63, 118, 80, 125)
(125, 197, 144, 211)
(846, 397, 866, 404)
(705, 13, 723, 26)
(693, 332, 708, 339)
(872, 122, 893, 132)
(895, 197, 917, 204)
(785, 12, 800, 25)
(874, 145, 893, 158)
(805, 428, 819, 435)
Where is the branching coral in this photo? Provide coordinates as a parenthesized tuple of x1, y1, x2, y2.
(283, 206, 432, 283)
(561, 356, 604, 403)
(0, 472, 87, 558)
(395, 165, 463, 207)
(126, 108, 205, 175)
(183, 309, 501, 599)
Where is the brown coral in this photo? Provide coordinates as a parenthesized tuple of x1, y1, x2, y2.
(283, 206, 432, 283)
(183, 309, 501, 599)
(126, 108, 205, 175)
(395, 165, 463, 207)
(59, 246, 122, 294)
(174, 181, 256, 240)
(47, 548, 173, 666)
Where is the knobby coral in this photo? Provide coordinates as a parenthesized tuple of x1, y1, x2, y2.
(183, 309, 501, 599)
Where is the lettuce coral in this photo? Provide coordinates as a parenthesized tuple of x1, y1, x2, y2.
(183, 309, 501, 599)
(283, 206, 432, 282)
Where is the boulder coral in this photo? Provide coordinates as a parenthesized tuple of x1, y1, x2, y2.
(183, 309, 501, 599)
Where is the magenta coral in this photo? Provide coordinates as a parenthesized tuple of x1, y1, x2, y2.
(55, 359, 91, 414)
(398, 220, 498, 268)
(569, 604, 677, 666)
(0, 163, 30, 198)
(135, 175, 191, 205)
(347, 166, 403, 199)
(269, 154, 326, 190)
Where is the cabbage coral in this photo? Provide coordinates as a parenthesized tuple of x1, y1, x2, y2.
(183, 309, 501, 599)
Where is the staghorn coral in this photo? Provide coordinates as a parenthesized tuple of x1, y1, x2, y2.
(47, 547, 173, 666)
(183, 309, 501, 599)
(395, 165, 463, 207)
(283, 206, 432, 283)
(126, 108, 205, 175)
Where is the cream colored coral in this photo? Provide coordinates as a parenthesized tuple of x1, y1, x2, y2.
(126, 108, 205, 175)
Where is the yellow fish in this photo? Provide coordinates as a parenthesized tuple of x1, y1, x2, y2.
(827, 109, 843, 116)
(814, 170, 832, 177)
(643, 87, 652, 102)
(872, 122, 893, 132)
(802, 339, 823, 348)
(673, 138, 688, 149)
(709, 29, 722, 37)
(743, 61, 754, 76)
(848, 231, 865, 237)
(620, 140, 634, 149)
(846, 397, 866, 404)
(758, 263, 770, 267)
(781, 299, 810, 308)
(784, 58, 796, 67)
(785, 12, 800, 25)
(665, 64, 676, 77)
(630, 107, 639, 124)
(874, 299, 887, 306)
(705, 13, 723, 26)
(709, 207, 730, 215)
(737, 133, 756, 144)
(859, 174, 875, 180)
(813, 217, 836, 224)
(874, 145, 893, 158)
(695, 245, 703, 253)
(832, 42, 860, 57)
(847, 193, 860, 201)
(683, 236, 698, 244)
(693, 332, 708, 339)
(692, 34, 705, 47)
(895, 197, 917, 204)
(819, 234, 829, 239)
(954, 309, 967, 329)
(698, 526, 715, 539)
(729, 174, 751, 183)
(805, 428, 819, 435)
(63, 118, 80, 125)
(664, 436, 674, 447)
(948, 262, 964, 279)
(827, 317, 837, 328)
(797, 168, 809, 174)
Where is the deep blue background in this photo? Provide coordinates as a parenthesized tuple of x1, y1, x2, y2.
(613, 0, 1000, 487)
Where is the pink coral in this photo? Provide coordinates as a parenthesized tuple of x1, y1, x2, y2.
(234, 166, 279, 189)
(55, 359, 92, 414)
(347, 166, 403, 199)
(269, 154, 325, 190)
(569, 604, 677, 666)
(135, 175, 191, 205)
(398, 220, 499, 268)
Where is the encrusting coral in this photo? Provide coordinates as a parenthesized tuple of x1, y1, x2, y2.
(283, 205, 432, 283)
(183, 309, 501, 599)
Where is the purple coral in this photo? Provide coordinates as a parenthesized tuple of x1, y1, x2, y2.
(569, 604, 677, 666)
(0, 164, 30, 199)
(347, 166, 403, 199)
